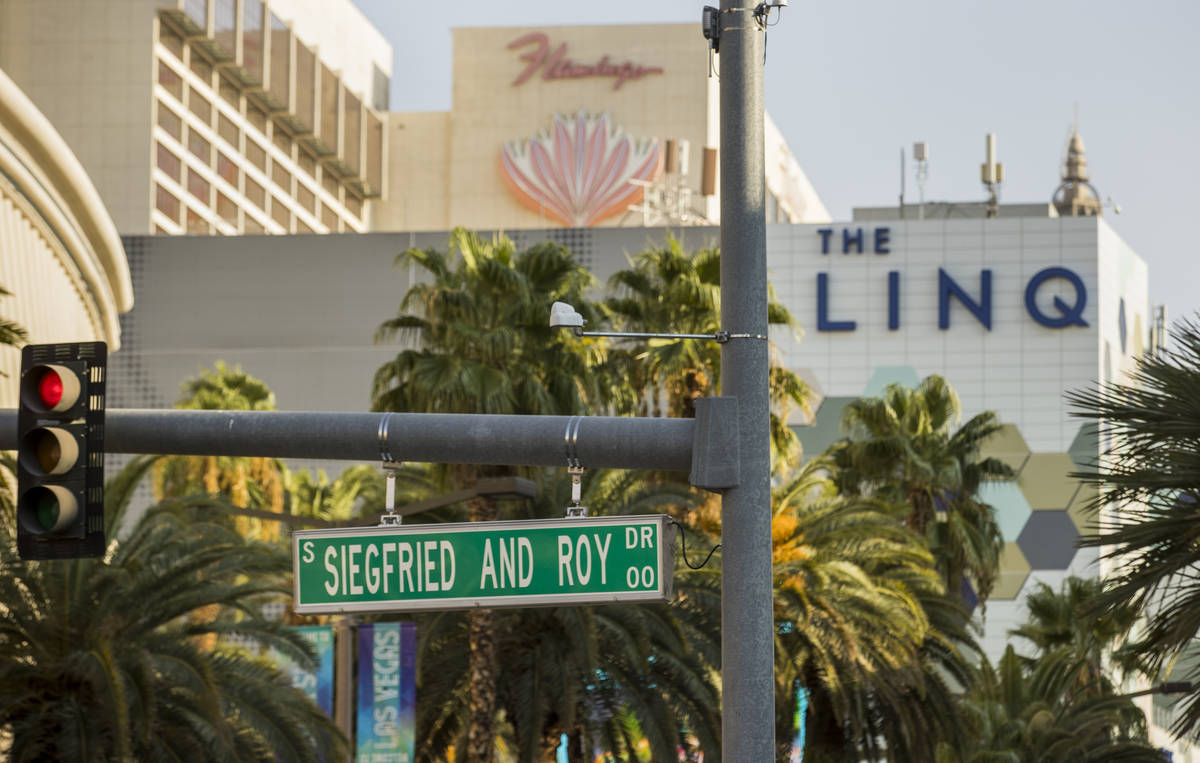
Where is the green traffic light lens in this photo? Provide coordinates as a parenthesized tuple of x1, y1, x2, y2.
(17, 485, 78, 536)
(35, 492, 60, 532)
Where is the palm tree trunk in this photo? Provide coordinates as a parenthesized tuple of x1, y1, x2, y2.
(467, 492, 498, 763)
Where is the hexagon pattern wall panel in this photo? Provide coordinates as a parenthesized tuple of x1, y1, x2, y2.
(861, 365, 920, 398)
(1068, 423, 1099, 470)
(1017, 511, 1080, 569)
(794, 385, 1094, 603)
(792, 396, 856, 463)
(979, 481, 1033, 542)
(980, 424, 1032, 474)
(1019, 453, 1080, 510)
(993, 542, 1031, 599)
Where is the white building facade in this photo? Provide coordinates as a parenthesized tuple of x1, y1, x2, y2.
(769, 215, 1148, 656)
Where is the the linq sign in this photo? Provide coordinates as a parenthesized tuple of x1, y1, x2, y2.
(814, 227, 1089, 332)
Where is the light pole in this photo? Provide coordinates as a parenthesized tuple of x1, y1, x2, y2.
(719, 1, 776, 759)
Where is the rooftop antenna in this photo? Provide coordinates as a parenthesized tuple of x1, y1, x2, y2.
(913, 141, 929, 220)
(981, 133, 1004, 218)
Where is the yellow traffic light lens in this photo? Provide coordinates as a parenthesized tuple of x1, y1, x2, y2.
(35, 431, 62, 473)
(19, 427, 79, 477)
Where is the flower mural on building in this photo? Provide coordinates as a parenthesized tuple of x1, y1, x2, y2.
(500, 110, 661, 227)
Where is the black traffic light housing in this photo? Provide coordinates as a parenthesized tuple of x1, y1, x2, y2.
(16, 342, 107, 560)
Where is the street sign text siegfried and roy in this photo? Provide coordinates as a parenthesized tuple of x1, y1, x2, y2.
(292, 515, 674, 614)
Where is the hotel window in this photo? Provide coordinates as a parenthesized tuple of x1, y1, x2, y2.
(187, 86, 211, 125)
(245, 139, 266, 171)
(190, 54, 213, 86)
(156, 184, 180, 221)
(188, 130, 211, 163)
(372, 64, 390, 111)
(160, 26, 184, 59)
(157, 102, 183, 140)
(298, 151, 316, 179)
(272, 162, 290, 193)
(342, 88, 361, 174)
(245, 216, 265, 234)
(187, 168, 210, 203)
(273, 128, 291, 156)
(366, 111, 383, 192)
(297, 183, 315, 214)
(158, 60, 183, 100)
(216, 192, 238, 225)
(242, 0, 264, 82)
(213, 0, 236, 56)
(271, 196, 289, 228)
(297, 219, 314, 234)
(219, 76, 239, 109)
(184, 0, 207, 31)
(344, 193, 362, 220)
(156, 143, 181, 182)
(322, 172, 338, 198)
(247, 103, 268, 134)
(267, 12, 290, 107)
(319, 64, 338, 149)
(217, 152, 238, 185)
(186, 208, 210, 234)
(245, 177, 266, 209)
(218, 112, 239, 148)
(320, 203, 337, 232)
(295, 43, 316, 132)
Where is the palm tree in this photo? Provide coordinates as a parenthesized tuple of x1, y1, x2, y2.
(0, 284, 28, 362)
(771, 458, 974, 761)
(284, 464, 386, 525)
(405, 468, 720, 762)
(0, 457, 347, 761)
(153, 361, 287, 541)
(372, 228, 606, 763)
(829, 375, 1011, 602)
(941, 646, 1161, 762)
(1068, 315, 1200, 736)
(1010, 576, 1142, 694)
(604, 237, 812, 470)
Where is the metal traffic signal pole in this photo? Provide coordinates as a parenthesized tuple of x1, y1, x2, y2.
(718, 2, 775, 759)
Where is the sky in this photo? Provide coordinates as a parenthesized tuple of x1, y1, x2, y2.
(351, 0, 1200, 327)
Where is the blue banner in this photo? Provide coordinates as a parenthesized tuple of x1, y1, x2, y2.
(789, 684, 809, 762)
(271, 625, 334, 716)
(357, 622, 417, 763)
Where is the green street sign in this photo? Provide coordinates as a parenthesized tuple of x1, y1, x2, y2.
(292, 515, 675, 614)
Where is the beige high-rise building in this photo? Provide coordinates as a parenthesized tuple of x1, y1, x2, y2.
(379, 24, 830, 231)
(0, 0, 391, 236)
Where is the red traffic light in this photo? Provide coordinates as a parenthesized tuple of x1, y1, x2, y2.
(21, 363, 81, 413)
(38, 368, 64, 408)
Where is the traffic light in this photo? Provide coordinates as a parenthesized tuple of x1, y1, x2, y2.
(16, 342, 107, 560)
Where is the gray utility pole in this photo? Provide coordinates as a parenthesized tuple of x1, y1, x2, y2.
(719, 1, 775, 759)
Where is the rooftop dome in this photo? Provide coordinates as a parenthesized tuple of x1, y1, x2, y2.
(1052, 126, 1103, 217)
